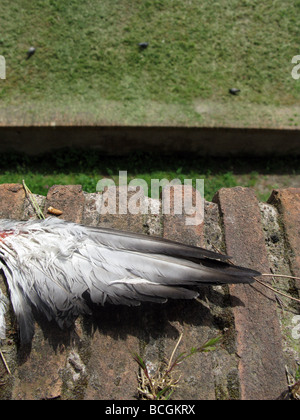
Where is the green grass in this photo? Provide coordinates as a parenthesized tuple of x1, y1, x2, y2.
(0, 0, 300, 127)
(1, 150, 300, 202)
(0, 169, 240, 202)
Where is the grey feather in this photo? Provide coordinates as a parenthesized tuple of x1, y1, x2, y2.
(0, 218, 259, 343)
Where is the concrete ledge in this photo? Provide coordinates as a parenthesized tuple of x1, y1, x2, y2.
(1, 126, 300, 156)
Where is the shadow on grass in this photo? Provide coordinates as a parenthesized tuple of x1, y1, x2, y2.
(0, 149, 299, 201)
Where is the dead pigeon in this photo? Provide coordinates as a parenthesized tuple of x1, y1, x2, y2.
(0, 217, 259, 343)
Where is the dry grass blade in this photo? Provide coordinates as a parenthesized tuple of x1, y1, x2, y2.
(261, 273, 300, 282)
(0, 348, 11, 375)
(22, 180, 45, 220)
(167, 333, 183, 372)
(255, 278, 300, 303)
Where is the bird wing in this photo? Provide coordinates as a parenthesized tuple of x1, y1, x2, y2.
(0, 217, 259, 342)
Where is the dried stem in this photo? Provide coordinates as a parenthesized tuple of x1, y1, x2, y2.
(22, 180, 45, 220)
(254, 277, 300, 303)
(167, 333, 183, 372)
(0, 349, 11, 375)
(261, 273, 300, 282)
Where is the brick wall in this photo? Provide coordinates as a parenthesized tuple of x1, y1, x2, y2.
(0, 183, 299, 400)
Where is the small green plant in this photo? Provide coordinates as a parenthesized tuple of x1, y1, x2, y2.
(133, 333, 221, 400)
(286, 365, 300, 400)
(295, 366, 300, 382)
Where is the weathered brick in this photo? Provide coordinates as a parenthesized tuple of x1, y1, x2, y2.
(0, 183, 25, 219)
(44, 184, 85, 223)
(162, 184, 204, 247)
(213, 187, 287, 400)
(97, 186, 146, 233)
(162, 185, 216, 400)
(22, 194, 46, 220)
(12, 337, 67, 400)
(83, 312, 141, 400)
(203, 200, 241, 400)
(268, 188, 300, 284)
(82, 192, 102, 226)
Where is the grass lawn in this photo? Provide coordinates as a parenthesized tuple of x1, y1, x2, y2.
(0, 0, 300, 127)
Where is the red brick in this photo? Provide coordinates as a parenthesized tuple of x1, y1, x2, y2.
(97, 186, 146, 234)
(162, 184, 204, 246)
(268, 188, 300, 283)
(44, 185, 85, 223)
(83, 320, 140, 400)
(162, 185, 216, 400)
(0, 183, 25, 219)
(214, 187, 287, 400)
(12, 340, 66, 400)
